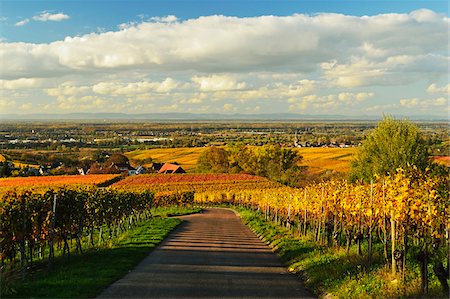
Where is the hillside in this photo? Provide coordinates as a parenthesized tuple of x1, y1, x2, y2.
(125, 146, 356, 174)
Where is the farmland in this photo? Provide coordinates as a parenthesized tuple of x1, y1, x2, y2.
(112, 173, 278, 195)
(125, 146, 357, 174)
(0, 174, 120, 190)
(125, 147, 204, 171)
(296, 147, 355, 174)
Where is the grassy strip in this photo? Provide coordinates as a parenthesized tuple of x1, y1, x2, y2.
(4, 207, 200, 298)
(238, 208, 445, 299)
(152, 206, 202, 217)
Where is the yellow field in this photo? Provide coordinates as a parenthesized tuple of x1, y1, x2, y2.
(125, 146, 356, 174)
(295, 147, 356, 174)
(0, 154, 5, 162)
(11, 161, 40, 169)
(125, 147, 206, 171)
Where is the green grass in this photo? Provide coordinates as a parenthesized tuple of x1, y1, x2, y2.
(238, 208, 446, 299)
(4, 207, 201, 298)
(152, 206, 202, 217)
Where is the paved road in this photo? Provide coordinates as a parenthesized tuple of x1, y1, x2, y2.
(97, 208, 314, 298)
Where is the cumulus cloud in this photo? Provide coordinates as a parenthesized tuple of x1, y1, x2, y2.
(400, 98, 419, 107)
(285, 80, 315, 97)
(223, 103, 235, 112)
(3, 10, 449, 115)
(150, 15, 178, 23)
(15, 11, 70, 27)
(33, 12, 70, 22)
(192, 75, 246, 91)
(92, 78, 179, 95)
(427, 83, 450, 94)
(288, 92, 373, 112)
(2, 10, 447, 82)
(0, 99, 16, 113)
(400, 97, 448, 109)
(0, 78, 42, 89)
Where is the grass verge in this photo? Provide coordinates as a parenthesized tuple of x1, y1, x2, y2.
(4, 207, 201, 298)
(238, 208, 446, 299)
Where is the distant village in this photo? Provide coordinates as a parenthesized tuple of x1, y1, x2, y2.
(0, 153, 185, 178)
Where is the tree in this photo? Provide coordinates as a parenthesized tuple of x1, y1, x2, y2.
(196, 146, 229, 173)
(106, 153, 130, 165)
(0, 161, 12, 177)
(196, 144, 304, 186)
(350, 116, 429, 182)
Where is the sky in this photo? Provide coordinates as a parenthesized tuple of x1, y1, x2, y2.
(0, 0, 448, 117)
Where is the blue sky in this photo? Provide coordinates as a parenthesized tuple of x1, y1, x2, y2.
(0, 1, 448, 116)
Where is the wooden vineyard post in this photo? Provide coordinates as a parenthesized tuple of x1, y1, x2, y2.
(48, 194, 57, 269)
(368, 180, 373, 263)
(303, 188, 308, 236)
(357, 191, 362, 256)
(382, 179, 388, 265)
(391, 208, 396, 275)
(287, 202, 291, 230)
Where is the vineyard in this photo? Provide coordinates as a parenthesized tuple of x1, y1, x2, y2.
(193, 168, 449, 296)
(1, 187, 154, 276)
(1, 169, 448, 296)
(0, 174, 121, 190)
(111, 170, 449, 295)
(0, 174, 119, 188)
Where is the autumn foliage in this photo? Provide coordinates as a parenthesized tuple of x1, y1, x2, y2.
(0, 174, 120, 190)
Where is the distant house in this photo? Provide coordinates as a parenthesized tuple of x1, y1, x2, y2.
(157, 163, 185, 174)
(150, 162, 164, 172)
(135, 166, 146, 175)
(26, 168, 40, 176)
(110, 163, 135, 172)
(77, 167, 90, 175)
(39, 165, 51, 175)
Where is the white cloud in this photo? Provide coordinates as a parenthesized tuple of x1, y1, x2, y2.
(2, 10, 447, 82)
(0, 78, 42, 89)
(400, 98, 419, 107)
(288, 92, 373, 112)
(427, 83, 450, 94)
(15, 19, 30, 27)
(338, 92, 374, 103)
(285, 80, 315, 97)
(33, 12, 70, 22)
(0, 99, 16, 113)
(192, 75, 246, 92)
(3, 10, 449, 116)
(15, 11, 70, 27)
(150, 15, 178, 23)
(223, 103, 235, 112)
(19, 103, 33, 110)
(399, 97, 448, 109)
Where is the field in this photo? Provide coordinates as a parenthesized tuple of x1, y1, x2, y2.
(295, 147, 356, 174)
(0, 174, 120, 190)
(125, 147, 205, 171)
(125, 147, 357, 174)
(11, 160, 40, 169)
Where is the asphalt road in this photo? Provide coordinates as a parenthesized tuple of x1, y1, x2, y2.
(97, 208, 314, 298)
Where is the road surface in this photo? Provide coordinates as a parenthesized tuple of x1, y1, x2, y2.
(97, 208, 314, 298)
